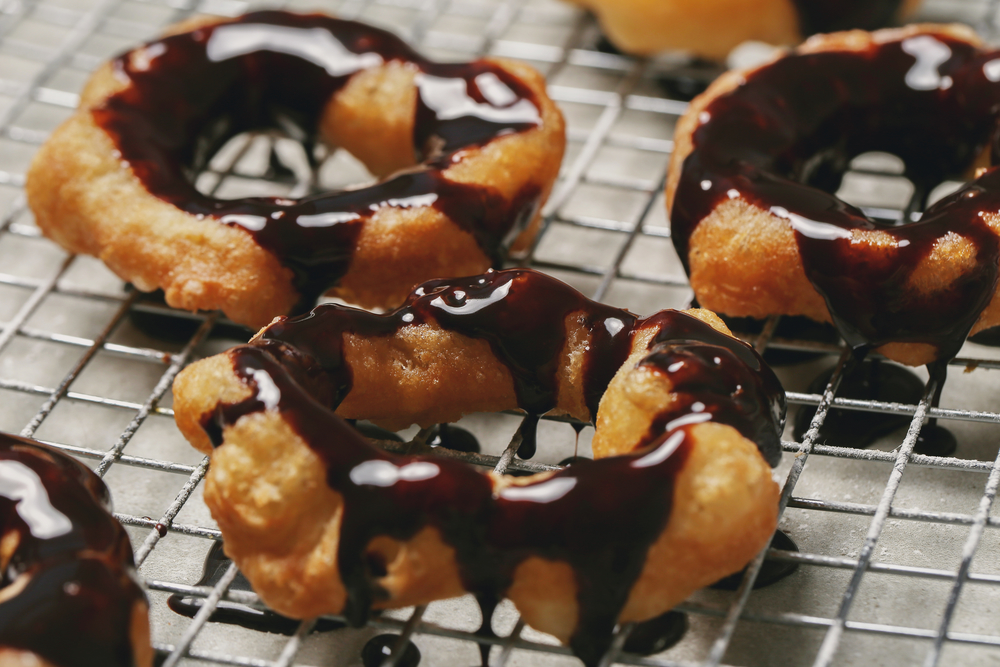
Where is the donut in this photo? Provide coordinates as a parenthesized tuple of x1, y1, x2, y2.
(171, 268, 784, 665)
(569, 0, 922, 59)
(0, 432, 152, 667)
(667, 24, 1000, 368)
(25, 11, 565, 328)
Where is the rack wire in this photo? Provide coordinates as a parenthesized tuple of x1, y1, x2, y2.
(3, 0, 1000, 664)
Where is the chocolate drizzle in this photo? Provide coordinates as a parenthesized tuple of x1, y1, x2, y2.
(671, 31, 1000, 363)
(93, 11, 543, 305)
(0, 432, 146, 667)
(198, 269, 785, 666)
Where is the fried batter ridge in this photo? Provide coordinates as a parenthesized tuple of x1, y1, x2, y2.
(668, 25, 1000, 367)
(172, 269, 784, 665)
(26, 11, 565, 327)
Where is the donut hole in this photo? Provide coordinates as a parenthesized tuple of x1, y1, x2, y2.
(197, 132, 349, 200)
(833, 151, 916, 220)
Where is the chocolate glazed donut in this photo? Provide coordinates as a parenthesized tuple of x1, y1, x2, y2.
(26, 11, 564, 327)
(0, 432, 151, 667)
(567, 0, 921, 59)
(668, 25, 1000, 370)
(172, 269, 785, 666)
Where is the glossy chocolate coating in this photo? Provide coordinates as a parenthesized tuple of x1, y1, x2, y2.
(0, 432, 146, 667)
(671, 31, 1000, 363)
(362, 634, 421, 667)
(253, 269, 784, 462)
(94, 11, 543, 305)
(199, 269, 785, 666)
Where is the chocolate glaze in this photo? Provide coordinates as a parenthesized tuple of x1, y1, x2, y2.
(671, 31, 1000, 364)
(0, 432, 146, 667)
(362, 634, 421, 667)
(94, 11, 544, 306)
(516, 413, 540, 459)
(623, 610, 688, 656)
(199, 269, 785, 666)
(429, 424, 481, 454)
(793, 358, 957, 456)
(255, 269, 784, 461)
(473, 592, 499, 667)
(710, 529, 799, 591)
(791, 0, 906, 36)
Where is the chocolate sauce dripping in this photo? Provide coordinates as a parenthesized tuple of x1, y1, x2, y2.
(473, 592, 499, 667)
(93, 11, 544, 305)
(710, 530, 799, 591)
(559, 456, 590, 466)
(256, 270, 784, 463)
(793, 358, 957, 456)
(671, 33, 1000, 364)
(622, 611, 688, 656)
(0, 432, 146, 667)
(167, 540, 344, 634)
(258, 270, 641, 420)
(429, 424, 481, 454)
(199, 271, 786, 666)
(515, 414, 540, 459)
(362, 634, 421, 667)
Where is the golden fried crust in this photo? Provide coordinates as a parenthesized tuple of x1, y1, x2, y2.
(242, 311, 600, 431)
(567, 0, 922, 58)
(205, 410, 469, 618)
(568, 0, 800, 58)
(27, 66, 301, 327)
(173, 306, 779, 640)
(666, 25, 997, 367)
(0, 650, 58, 667)
(196, 396, 777, 639)
(26, 15, 565, 327)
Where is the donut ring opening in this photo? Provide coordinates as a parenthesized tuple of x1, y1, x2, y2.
(668, 25, 1000, 366)
(26, 11, 565, 327)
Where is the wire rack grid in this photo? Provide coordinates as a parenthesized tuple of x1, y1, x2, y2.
(3, 0, 1000, 665)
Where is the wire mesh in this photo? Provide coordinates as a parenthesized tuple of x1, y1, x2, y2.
(3, 0, 1000, 665)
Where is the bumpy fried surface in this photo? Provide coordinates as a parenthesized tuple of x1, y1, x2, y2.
(172, 305, 779, 644)
(26, 14, 564, 328)
(566, 0, 921, 59)
(666, 24, 1000, 367)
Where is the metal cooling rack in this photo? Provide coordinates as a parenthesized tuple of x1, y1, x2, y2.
(3, 0, 1000, 665)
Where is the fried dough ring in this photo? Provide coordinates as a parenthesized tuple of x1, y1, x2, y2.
(567, 0, 921, 59)
(26, 11, 564, 328)
(172, 269, 784, 664)
(0, 432, 152, 667)
(668, 25, 1000, 366)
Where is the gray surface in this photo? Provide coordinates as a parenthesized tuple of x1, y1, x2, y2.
(2, 0, 1000, 665)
